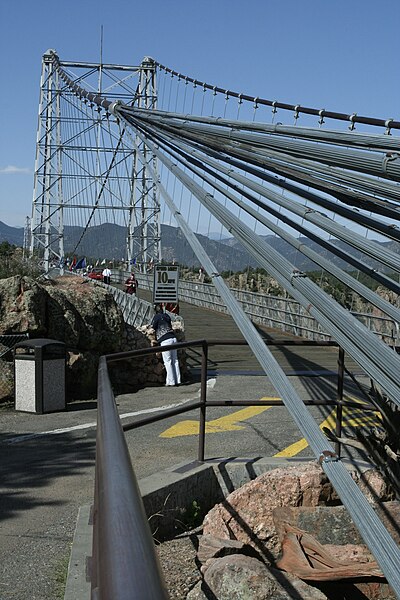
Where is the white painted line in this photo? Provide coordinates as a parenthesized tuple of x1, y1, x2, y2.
(5, 422, 97, 444)
(5, 378, 217, 445)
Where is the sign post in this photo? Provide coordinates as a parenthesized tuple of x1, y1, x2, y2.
(153, 265, 179, 305)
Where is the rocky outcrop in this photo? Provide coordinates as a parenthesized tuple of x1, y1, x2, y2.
(0, 275, 125, 399)
(0, 275, 186, 400)
(43, 277, 124, 351)
(0, 275, 124, 348)
(195, 464, 396, 600)
(202, 463, 393, 561)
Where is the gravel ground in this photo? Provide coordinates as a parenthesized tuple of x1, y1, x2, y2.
(157, 529, 202, 599)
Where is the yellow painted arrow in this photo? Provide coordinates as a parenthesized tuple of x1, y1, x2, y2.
(274, 409, 336, 458)
(274, 395, 381, 458)
(160, 397, 280, 438)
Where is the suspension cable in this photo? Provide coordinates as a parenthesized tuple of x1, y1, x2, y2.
(154, 61, 400, 131)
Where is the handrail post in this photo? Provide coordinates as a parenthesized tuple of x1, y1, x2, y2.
(335, 346, 345, 457)
(198, 341, 208, 462)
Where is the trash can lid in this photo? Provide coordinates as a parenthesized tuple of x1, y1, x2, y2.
(14, 338, 66, 350)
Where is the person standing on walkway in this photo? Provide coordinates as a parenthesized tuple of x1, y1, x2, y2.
(102, 266, 111, 284)
(150, 304, 181, 386)
(124, 272, 137, 295)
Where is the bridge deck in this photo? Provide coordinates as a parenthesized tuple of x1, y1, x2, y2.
(139, 289, 362, 378)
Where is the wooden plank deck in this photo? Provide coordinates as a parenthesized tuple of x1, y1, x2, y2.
(138, 288, 362, 378)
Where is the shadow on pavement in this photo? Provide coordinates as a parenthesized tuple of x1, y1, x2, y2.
(0, 431, 96, 522)
(67, 400, 98, 411)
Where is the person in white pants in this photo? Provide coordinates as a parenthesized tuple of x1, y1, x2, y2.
(160, 337, 181, 386)
(151, 304, 181, 386)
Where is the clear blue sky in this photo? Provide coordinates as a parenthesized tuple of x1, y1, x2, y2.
(1, 0, 399, 227)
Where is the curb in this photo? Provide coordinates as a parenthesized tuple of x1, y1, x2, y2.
(64, 504, 92, 600)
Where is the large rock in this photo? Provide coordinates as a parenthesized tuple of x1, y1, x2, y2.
(42, 277, 124, 352)
(0, 275, 124, 351)
(0, 276, 47, 335)
(272, 501, 400, 549)
(187, 554, 328, 600)
(203, 462, 339, 560)
(202, 463, 392, 561)
(0, 274, 187, 400)
(199, 467, 396, 600)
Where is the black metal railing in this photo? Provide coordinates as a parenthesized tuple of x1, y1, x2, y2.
(92, 338, 376, 599)
(0, 333, 29, 359)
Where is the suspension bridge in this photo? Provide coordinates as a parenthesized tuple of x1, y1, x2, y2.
(29, 50, 400, 595)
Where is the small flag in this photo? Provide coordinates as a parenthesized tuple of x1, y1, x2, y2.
(75, 257, 86, 270)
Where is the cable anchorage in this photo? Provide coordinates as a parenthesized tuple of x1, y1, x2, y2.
(318, 450, 339, 464)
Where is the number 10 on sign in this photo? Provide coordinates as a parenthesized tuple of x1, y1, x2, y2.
(153, 265, 179, 304)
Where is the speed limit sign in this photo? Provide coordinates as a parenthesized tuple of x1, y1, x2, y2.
(153, 265, 179, 304)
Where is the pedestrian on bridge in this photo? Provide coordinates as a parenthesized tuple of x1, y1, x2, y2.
(102, 266, 111, 284)
(150, 304, 181, 386)
(124, 272, 137, 295)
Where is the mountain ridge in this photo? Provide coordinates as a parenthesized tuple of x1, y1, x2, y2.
(1, 220, 398, 274)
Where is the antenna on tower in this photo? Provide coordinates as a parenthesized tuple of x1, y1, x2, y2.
(99, 25, 104, 94)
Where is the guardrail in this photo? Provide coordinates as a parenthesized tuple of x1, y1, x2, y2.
(97, 281, 154, 327)
(92, 337, 378, 598)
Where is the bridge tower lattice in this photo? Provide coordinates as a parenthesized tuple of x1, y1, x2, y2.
(30, 50, 161, 273)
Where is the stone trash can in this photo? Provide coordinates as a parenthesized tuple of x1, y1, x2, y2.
(14, 339, 66, 413)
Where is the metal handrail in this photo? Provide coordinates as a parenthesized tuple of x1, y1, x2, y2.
(92, 355, 169, 600)
(92, 337, 378, 598)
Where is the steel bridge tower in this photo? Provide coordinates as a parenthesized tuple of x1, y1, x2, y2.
(31, 50, 161, 273)
(127, 56, 161, 272)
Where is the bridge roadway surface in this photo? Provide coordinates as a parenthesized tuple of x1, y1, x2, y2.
(0, 294, 372, 599)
